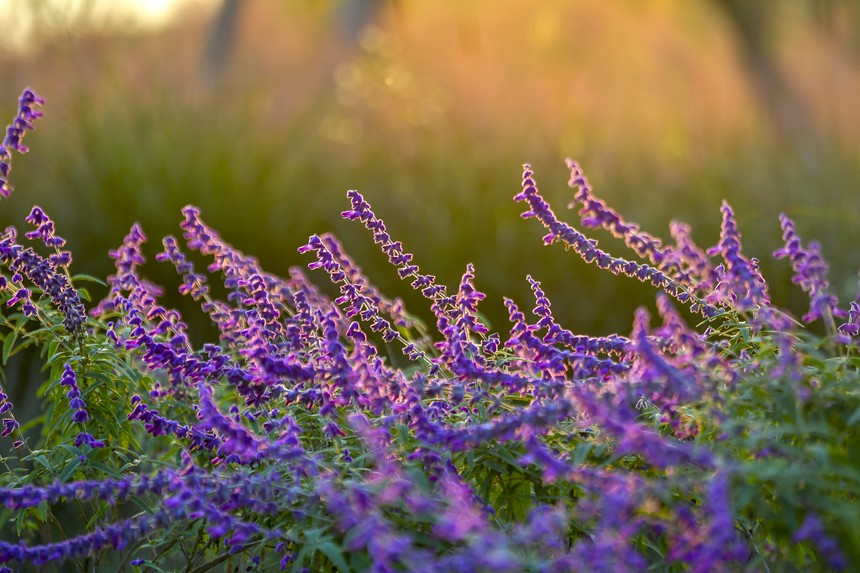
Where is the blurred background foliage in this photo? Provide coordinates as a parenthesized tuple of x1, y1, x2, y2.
(0, 0, 859, 342)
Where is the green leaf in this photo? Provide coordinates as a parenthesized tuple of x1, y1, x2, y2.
(316, 541, 351, 572)
(30, 454, 53, 473)
(36, 500, 49, 522)
(15, 507, 26, 536)
(58, 457, 84, 482)
(846, 406, 860, 427)
(573, 443, 593, 465)
(394, 423, 410, 445)
(1, 328, 17, 365)
(89, 461, 123, 479)
(72, 273, 109, 287)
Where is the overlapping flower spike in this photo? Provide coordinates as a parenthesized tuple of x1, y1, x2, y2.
(24, 207, 72, 269)
(566, 158, 674, 270)
(452, 263, 489, 336)
(705, 201, 770, 310)
(195, 382, 311, 466)
(0, 223, 86, 335)
(773, 213, 843, 327)
(515, 164, 720, 317)
(127, 393, 221, 452)
(318, 232, 415, 328)
(97, 225, 265, 402)
(508, 280, 629, 384)
(654, 293, 736, 388)
(668, 220, 718, 293)
(300, 234, 401, 345)
(157, 235, 209, 301)
(628, 307, 704, 416)
(0, 88, 44, 198)
(180, 206, 310, 344)
(92, 222, 149, 318)
(0, 467, 291, 568)
(525, 274, 630, 353)
(444, 396, 579, 451)
(0, 463, 291, 514)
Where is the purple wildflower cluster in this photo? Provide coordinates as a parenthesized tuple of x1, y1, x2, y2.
(0, 89, 856, 572)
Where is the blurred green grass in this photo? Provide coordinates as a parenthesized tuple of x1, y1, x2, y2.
(1, 1, 859, 339)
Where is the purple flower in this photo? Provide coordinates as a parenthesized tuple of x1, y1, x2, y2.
(5, 286, 36, 316)
(793, 512, 847, 570)
(1, 417, 19, 437)
(566, 158, 672, 269)
(773, 214, 843, 325)
(24, 206, 67, 249)
(705, 201, 769, 310)
(515, 164, 716, 316)
(0, 88, 44, 198)
(74, 432, 105, 449)
(667, 220, 718, 291)
(0, 227, 86, 334)
(61, 363, 91, 425)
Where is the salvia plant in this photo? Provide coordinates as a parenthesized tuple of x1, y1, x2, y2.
(0, 87, 857, 573)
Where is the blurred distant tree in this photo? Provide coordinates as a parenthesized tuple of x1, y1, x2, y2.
(712, 0, 859, 144)
(712, 0, 814, 143)
(201, 0, 243, 83)
(199, 0, 386, 82)
(332, 0, 386, 47)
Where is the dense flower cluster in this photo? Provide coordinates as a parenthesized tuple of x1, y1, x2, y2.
(0, 88, 858, 572)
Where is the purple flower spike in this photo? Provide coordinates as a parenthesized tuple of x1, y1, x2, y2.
(0, 88, 44, 198)
(0, 225, 86, 334)
(566, 158, 671, 269)
(839, 300, 860, 341)
(515, 163, 715, 316)
(24, 206, 67, 249)
(705, 201, 769, 310)
(61, 363, 93, 426)
(773, 214, 843, 325)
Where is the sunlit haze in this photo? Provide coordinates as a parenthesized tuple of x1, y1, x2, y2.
(0, 0, 218, 51)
